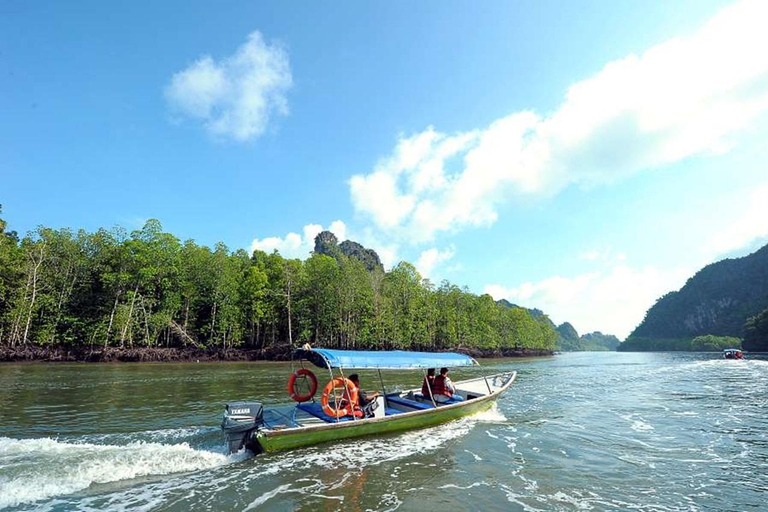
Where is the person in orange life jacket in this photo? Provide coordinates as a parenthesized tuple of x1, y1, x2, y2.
(421, 368, 436, 398)
(432, 367, 464, 403)
(349, 374, 379, 413)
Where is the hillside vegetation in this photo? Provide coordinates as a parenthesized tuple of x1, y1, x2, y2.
(555, 322, 620, 351)
(497, 300, 619, 351)
(621, 243, 768, 351)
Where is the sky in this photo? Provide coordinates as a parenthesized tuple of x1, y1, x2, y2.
(3, 0, 768, 339)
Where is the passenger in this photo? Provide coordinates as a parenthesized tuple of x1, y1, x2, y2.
(432, 367, 464, 403)
(348, 374, 380, 416)
(421, 368, 436, 398)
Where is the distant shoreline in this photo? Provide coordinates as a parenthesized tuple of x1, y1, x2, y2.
(0, 345, 553, 364)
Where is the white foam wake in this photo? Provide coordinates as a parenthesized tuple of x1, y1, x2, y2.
(255, 404, 506, 475)
(471, 403, 507, 423)
(0, 436, 239, 509)
(0, 406, 505, 510)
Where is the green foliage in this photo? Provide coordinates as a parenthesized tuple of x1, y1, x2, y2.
(556, 328, 621, 352)
(617, 337, 695, 351)
(744, 306, 768, 351)
(577, 332, 621, 351)
(0, 217, 556, 353)
(618, 335, 741, 352)
(496, 305, 618, 352)
(690, 335, 741, 351)
(556, 322, 579, 341)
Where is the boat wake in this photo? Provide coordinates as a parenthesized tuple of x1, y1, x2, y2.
(280, 412, 486, 470)
(1, 407, 502, 510)
(0, 434, 247, 509)
(73, 426, 221, 447)
(470, 403, 507, 423)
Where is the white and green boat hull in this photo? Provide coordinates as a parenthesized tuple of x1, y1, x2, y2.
(248, 371, 516, 453)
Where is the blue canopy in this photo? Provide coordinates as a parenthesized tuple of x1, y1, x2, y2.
(298, 348, 479, 370)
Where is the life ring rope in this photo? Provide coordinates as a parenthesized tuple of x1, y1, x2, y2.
(287, 368, 318, 402)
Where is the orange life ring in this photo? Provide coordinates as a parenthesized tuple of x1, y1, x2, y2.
(287, 368, 318, 402)
(321, 377, 362, 418)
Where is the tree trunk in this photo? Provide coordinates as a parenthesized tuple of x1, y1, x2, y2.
(287, 285, 293, 348)
(141, 298, 150, 346)
(9, 272, 32, 348)
(120, 284, 139, 348)
(105, 290, 121, 348)
(22, 242, 46, 345)
(210, 301, 217, 345)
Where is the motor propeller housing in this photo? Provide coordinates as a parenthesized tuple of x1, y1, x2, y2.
(221, 402, 264, 454)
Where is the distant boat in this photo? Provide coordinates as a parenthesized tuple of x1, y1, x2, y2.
(723, 348, 744, 360)
(221, 347, 516, 454)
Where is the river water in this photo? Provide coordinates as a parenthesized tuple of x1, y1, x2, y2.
(1, 352, 766, 511)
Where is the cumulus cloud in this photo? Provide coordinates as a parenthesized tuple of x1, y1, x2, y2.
(250, 220, 346, 260)
(166, 31, 292, 141)
(485, 263, 691, 340)
(704, 185, 768, 256)
(350, 0, 768, 242)
(415, 246, 455, 280)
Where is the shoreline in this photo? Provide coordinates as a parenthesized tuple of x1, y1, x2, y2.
(0, 345, 554, 364)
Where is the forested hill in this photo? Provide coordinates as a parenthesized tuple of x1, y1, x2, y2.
(623, 242, 768, 350)
(496, 300, 619, 351)
(0, 208, 558, 361)
(314, 230, 383, 272)
(555, 322, 620, 351)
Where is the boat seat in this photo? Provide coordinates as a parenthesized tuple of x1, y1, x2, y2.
(296, 402, 358, 423)
(385, 394, 435, 410)
(414, 393, 462, 404)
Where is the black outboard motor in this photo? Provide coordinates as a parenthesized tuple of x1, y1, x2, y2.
(221, 402, 264, 454)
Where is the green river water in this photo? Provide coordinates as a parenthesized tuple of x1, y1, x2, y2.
(1, 352, 766, 511)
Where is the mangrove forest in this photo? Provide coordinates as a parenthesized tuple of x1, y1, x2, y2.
(0, 208, 557, 360)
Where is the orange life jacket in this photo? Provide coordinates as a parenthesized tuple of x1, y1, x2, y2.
(432, 375, 452, 397)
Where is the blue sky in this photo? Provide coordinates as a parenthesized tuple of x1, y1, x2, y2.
(3, 0, 768, 339)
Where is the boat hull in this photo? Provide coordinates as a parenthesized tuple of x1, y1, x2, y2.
(251, 373, 514, 453)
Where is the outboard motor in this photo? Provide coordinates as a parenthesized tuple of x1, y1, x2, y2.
(221, 402, 264, 454)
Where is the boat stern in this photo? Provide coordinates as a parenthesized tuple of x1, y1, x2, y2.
(221, 402, 264, 454)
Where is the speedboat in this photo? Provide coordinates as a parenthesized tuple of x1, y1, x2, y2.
(221, 347, 516, 454)
(723, 348, 744, 360)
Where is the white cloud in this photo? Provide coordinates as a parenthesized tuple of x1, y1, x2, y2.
(485, 264, 691, 340)
(704, 185, 768, 256)
(415, 246, 455, 280)
(374, 245, 399, 270)
(328, 220, 347, 242)
(250, 221, 346, 260)
(350, 0, 768, 242)
(580, 247, 627, 263)
(166, 31, 292, 141)
(349, 128, 478, 236)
